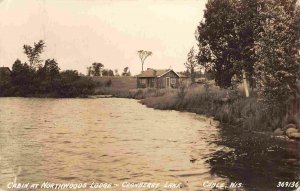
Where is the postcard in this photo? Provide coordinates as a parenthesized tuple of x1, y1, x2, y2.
(0, 0, 299, 191)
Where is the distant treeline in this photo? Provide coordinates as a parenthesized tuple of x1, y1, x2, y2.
(87, 63, 131, 77)
(0, 40, 98, 98)
(0, 59, 97, 98)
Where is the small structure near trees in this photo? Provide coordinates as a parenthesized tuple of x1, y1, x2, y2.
(136, 68, 180, 88)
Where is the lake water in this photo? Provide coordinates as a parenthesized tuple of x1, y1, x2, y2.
(0, 98, 299, 191)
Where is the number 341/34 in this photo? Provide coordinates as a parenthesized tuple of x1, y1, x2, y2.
(277, 182, 299, 188)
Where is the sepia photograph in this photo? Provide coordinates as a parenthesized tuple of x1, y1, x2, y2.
(0, 0, 299, 190)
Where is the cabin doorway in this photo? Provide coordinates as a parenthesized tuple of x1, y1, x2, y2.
(166, 77, 170, 88)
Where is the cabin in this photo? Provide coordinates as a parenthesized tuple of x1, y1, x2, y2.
(136, 68, 180, 88)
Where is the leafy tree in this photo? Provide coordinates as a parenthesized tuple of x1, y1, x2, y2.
(43, 59, 60, 78)
(196, 0, 239, 88)
(34, 59, 60, 94)
(0, 67, 11, 96)
(114, 69, 120, 76)
(184, 47, 198, 83)
(196, 0, 300, 122)
(10, 59, 34, 95)
(92, 62, 104, 76)
(57, 70, 80, 97)
(43, 59, 60, 92)
(122, 67, 131, 76)
(253, 0, 300, 108)
(101, 69, 114, 76)
(87, 66, 93, 76)
(60, 70, 80, 82)
(23, 40, 45, 69)
(102, 69, 109, 76)
(235, 0, 261, 88)
(108, 69, 114, 76)
(1, 41, 97, 98)
(178, 69, 190, 78)
(137, 50, 153, 72)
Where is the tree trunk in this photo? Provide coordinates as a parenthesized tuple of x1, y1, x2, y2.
(99, 68, 102, 77)
(191, 67, 195, 84)
(242, 70, 249, 97)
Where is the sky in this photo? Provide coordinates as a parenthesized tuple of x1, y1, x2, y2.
(0, 0, 207, 75)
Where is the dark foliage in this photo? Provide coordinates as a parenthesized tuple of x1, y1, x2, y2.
(0, 59, 97, 98)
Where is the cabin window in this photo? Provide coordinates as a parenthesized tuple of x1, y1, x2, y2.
(140, 79, 147, 84)
(171, 78, 176, 84)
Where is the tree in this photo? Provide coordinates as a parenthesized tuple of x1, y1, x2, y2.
(196, 0, 299, 110)
(253, 0, 300, 108)
(235, 0, 261, 89)
(101, 69, 114, 76)
(108, 69, 114, 76)
(60, 70, 80, 84)
(87, 66, 93, 76)
(0, 66, 11, 96)
(122, 67, 131, 76)
(3, 41, 97, 98)
(92, 62, 104, 76)
(184, 47, 198, 83)
(35, 59, 60, 93)
(43, 59, 60, 77)
(43, 59, 60, 88)
(114, 69, 120, 76)
(137, 50, 153, 72)
(196, 0, 239, 88)
(102, 69, 109, 76)
(23, 40, 45, 69)
(11, 59, 33, 95)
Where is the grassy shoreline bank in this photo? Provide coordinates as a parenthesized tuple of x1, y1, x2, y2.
(140, 88, 270, 132)
(94, 84, 299, 133)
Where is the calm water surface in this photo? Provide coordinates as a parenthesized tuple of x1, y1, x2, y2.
(0, 98, 299, 191)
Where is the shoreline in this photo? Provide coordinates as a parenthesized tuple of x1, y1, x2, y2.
(93, 86, 300, 140)
(1, 85, 299, 140)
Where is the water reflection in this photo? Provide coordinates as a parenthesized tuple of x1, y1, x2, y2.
(0, 98, 225, 191)
(206, 126, 300, 190)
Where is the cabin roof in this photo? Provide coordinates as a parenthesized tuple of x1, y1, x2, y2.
(136, 68, 180, 78)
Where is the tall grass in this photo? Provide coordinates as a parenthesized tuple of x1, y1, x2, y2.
(94, 87, 176, 99)
(94, 80, 300, 132)
(141, 85, 285, 132)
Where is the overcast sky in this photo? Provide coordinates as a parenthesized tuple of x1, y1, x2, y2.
(0, 0, 207, 75)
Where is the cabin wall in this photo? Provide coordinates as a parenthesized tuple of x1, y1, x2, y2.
(137, 71, 180, 89)
(157, 77, 165, 88)
(157, 71, 179, 88)
(137, 77, 156, 88)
